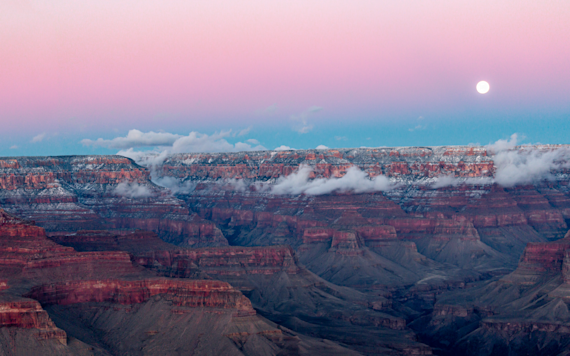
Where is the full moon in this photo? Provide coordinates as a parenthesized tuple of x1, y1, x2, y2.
(476, 81, 490, 94)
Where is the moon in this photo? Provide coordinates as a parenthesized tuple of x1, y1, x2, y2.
(476, 81, 490, 94)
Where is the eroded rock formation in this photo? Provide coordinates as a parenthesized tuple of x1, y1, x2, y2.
(1, 146, 569, 355)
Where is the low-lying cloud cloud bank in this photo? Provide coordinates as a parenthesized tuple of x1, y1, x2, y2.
(431, 134, 570, 188)
(486, 133, 570, 187)
(429, 175, 494, 189)
(493, 147, 569, 187)
(114, 182, 154, 198)
(269, 165, 396, 195)
(151, 176, 196, 195)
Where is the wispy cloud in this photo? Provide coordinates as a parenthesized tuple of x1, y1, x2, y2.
(256, 104, 278, 115)
(408, 116, 427, 132)
(235, 127, 251, 137)
(9, 145, 18, 150)
(486, 133, 520, 153)
(291, 106, 322, 134)
(31, 133, 46, 143)
(408, 125, 427, 132)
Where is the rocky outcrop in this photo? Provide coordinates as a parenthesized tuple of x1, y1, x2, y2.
(0, 296, 66, 343)
(135, 245, 300, 277)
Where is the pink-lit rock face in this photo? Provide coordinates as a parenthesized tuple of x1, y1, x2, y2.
(158, 146, 496, 180)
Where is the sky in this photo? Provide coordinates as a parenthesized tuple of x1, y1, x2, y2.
(1, 0, 569, 156)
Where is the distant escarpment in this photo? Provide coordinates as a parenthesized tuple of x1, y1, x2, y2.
(158, 146, 496, 180)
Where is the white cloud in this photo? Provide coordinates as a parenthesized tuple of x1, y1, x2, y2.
(483, 134, 570, 187)
(486, 133, 520, 153)
(275, 145, 294, 151)
(493, 148, 569, 187)
(335, 136, 347, 141)
(223, 179, 247, 192)
(151, 176, 196, 195)
(85, 129, 267, 155)
(31, 133, 46, 143)
(114, 182, 153, 198)
(270, 165, 396, 195)
(9, 145, 18, 150)
(118, 149, 170, 167)
(291, 106, 322, 134)
(316, 145, 329, 149)
(429, 175, 494, 189)
(234, 141, 266, 152)
(81, 129, 181, 149)
(246, 138, 260, 145)
(431, 175, 460, 189)
(170, 130, 233, 153)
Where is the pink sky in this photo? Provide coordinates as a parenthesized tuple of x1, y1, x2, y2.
(1, 1, 569, 141)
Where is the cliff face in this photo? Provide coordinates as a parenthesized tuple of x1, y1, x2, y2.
(0, 209, 430, 355)
(411, 230, 570, 355)
(160, 147, 568, 279)
(25, 279, 254, 314)
(0, 209, 374, 356)
(0, 296, 66, 343)
(0, 156, 226, 247)
(158, 146, 496, 180)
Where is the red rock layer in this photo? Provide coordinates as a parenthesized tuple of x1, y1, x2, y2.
(159, 147, 495, 180)
(0, 297, 66, 343)
(106, 214, 227, 246)
(25, 279, 254, 314)
(517, 241, 570, 272)
(134, 245, 300, 277)
(0, 209, 139, 284)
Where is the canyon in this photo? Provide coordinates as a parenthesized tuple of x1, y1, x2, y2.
(0, 145, 569, 355)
